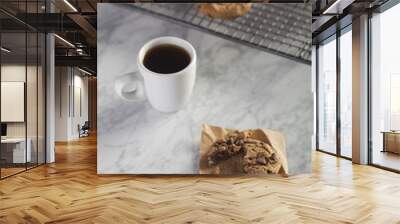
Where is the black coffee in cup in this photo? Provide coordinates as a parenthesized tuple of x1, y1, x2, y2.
(143, 44, 191, 74)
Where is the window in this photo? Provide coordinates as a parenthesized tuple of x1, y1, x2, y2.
(0, 2, 46, 179)
(370, 2, 400, 171)
(316, 25, 353, 159)
(390, 74, 400, 130)
(340, 28, 352, 158)
(317, 36, 337, 154)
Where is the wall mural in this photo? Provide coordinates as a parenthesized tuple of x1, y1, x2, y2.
(97, 3, 313, 175)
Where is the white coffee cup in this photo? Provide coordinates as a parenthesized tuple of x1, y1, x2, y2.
(115, 36, 197, 112)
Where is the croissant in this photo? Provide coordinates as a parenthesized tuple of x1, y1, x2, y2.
(198, 3, 252, 20)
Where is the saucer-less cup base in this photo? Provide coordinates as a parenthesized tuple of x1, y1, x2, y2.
(137, 36, 197, 112)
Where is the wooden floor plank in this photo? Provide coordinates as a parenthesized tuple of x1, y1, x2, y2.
(0, 135, 400, 223)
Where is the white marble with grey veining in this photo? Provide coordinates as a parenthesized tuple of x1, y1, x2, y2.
(97, 4, 313, 174)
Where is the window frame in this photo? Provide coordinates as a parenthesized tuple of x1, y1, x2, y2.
(315, 24, 353, 161)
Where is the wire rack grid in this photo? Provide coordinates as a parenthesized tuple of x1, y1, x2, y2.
(132, 3, 312, 64)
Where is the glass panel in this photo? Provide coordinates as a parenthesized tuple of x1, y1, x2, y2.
(318, 37, 337, 154)
(390, 75, 400, 130)
(1, 31, 27, 177)
(371, 3, 400, 171)
(27, 31, 38, 169)
(0, 1, 46, 179)
(38, 33, 45, 165)
(340, 29, 352, 158)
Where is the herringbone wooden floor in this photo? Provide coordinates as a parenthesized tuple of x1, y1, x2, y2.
(1, 135, 400, 224)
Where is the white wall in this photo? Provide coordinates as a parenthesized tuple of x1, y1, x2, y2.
(1, 63, 46, 164)
(55, 67, 70, 141)
(1, 65, 41, 137)
(54, 67, 89, 141)
(71, 74, 89, 138)
(1, 66, 26, 139)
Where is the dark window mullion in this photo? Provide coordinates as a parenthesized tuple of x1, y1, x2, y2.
(367, 12, 373, 165)
(24, 0, 28, 171)
(336, 29, 341, 157)
(0, 25, 2, 179)
(316, 44, 320, 151)
(44, 0, 47, 164)
(36, 0, 39, 167)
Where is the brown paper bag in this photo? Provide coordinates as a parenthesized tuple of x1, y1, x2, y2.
(199, 124, 288, 176)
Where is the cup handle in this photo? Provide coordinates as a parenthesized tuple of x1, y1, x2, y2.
(114, 71, 145, 101)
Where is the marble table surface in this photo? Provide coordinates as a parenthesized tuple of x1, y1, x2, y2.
(97, 4, 313, 174)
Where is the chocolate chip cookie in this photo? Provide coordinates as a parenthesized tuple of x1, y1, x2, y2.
(207, 131, 246, 166)
(207, 131, 282, 174)
(242, 139, 281, 174)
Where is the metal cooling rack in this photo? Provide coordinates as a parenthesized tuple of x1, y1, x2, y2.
(131, 3, 312, 64)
